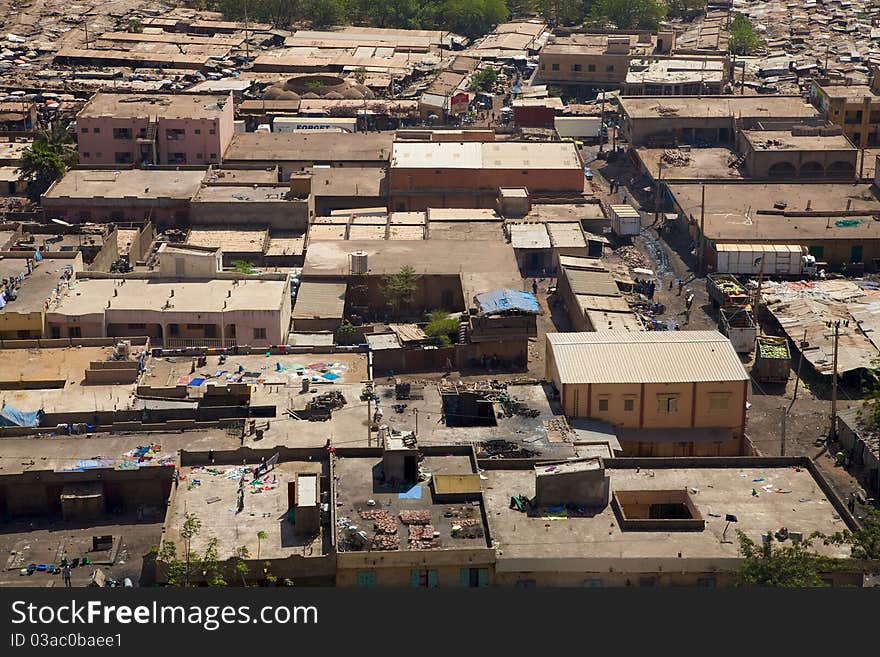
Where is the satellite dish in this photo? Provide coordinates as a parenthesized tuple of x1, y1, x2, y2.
(51, 218, 73, 227)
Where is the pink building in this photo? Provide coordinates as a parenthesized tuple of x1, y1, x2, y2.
(76, 92, 235, 166)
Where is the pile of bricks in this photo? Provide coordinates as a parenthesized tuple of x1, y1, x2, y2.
(399, 510, 431, 525)
(371, 533, 401, 551)
(408, 524, 439, 550)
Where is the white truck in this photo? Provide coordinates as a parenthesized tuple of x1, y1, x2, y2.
(713, 243, 817, 278)
(555, 116, 602, 139)
(609, 203, 641, 237)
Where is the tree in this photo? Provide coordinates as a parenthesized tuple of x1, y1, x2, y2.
(728, 13, 762, 55)
(424, 309, 460, 346)
(381, 265, 421, 316)
(439, 0, 508, 39)
(532, 0, 588, 27)
(234, 546, 250, 586)
(126, 18, 144, 33)
(300, 0, 348, 28)
(735, 530, 841, 587)
(825, 508, 880, 561)
(467, 66, 499, 92)
(335, 320, 358, 345)
(256, 530, 267, 560)
(588, 0, 667, 30)
(665, 0, 704, 20)
(231, 260, 256, 274)
(180, 512, 202, 588)
(19, 123, 77, 202)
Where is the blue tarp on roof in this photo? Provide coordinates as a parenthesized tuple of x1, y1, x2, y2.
(473, 288, 541, 316)
(0, 403, 43, 428)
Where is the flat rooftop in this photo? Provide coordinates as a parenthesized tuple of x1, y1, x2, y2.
(167, 460, 327, 561)
(636, 147, 743, 181)
(482, 464, 851, 566)
(620, 95, 820, 120)
(0, 254, 77, 314)
(334, 452, 490, 553)
(203, 167, 279, 185)
(192, 186, 292, 203)
(741, 130, 854, 151)
(224, 132, 394, 163)
(542, 33, 656, 56)
(391, 141, 581, 170)
(626, 57, 726, 85)
(0, 429, 236, 475)
(78, 92, 230, 119)
(185, 228, 268, 253)
(49, 278, 287, 316)
(818, 83, 879, 100)
(668, 182, 880, 240)
(312, 167, 386, 198)
(43, 169, 204, 201)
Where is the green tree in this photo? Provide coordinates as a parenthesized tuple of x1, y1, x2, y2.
(665, 0, 704, 19)
(532, 0, 588, 27)
(231, 260, 256, 274)
(467, 66, 499, 92)
(424, 309, 460, 346)
(439, 0, 508, 39)
(234, 546, 250, 586)
(300, 0, 348, 28)
(588, 0, 666, 30)
(256, 530, 268, 560)
(825, 508, 880, 561)
(381, 265, 421, 316)
(20, 123, 77, 202)
(736, 530, 841, 587)
(335, 320, 358, 345)
(728, 13, 762, 55)
(180, 512, 202, 588)
(127, 18, 144, 33)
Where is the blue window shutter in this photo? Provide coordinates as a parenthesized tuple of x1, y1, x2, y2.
(428, 570, 439, 588)
(478, 568, 489, 588)
(357, 571, 376, 588)
(460, 568, 470, 587)
(410, 569, 421, 588)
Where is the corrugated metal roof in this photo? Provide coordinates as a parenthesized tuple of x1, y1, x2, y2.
(292, 281, 347, 319)
(563, 267, 620, 296)
(547, 331, 748, 384)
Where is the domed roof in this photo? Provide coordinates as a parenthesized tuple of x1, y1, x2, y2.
(262, 74, 376, 103)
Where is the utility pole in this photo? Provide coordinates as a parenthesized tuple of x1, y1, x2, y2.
(244, 0, 250, 60)
(366, 384, 372, 447)
(654, 162, 663, 224)
(698, 184, 706, 274)
(789, 329, 808, 411)
(830, 320, 841, 441)
(414, 408, 418, 436)
(598, 92, 605, 154)
(780, 407, 787, 456)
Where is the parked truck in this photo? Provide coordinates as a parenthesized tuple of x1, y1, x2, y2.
(712, 243, 818, 278)
(706, 273, 749, 308)
(753, 336, 791, 384)
(719, 306, 757, 353)
(609, 203, 641, 236)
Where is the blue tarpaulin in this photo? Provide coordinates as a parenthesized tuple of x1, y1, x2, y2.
(0, 403, 43, 427)
(473, 288, 541, 316)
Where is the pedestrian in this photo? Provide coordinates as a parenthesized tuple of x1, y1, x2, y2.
(685, 293, 694, 311)
(668, 278, 674, 290)
(532, 279, 538, 295)
(677, 279, 684, 296)
(648, 281, 655, 300)
(62, 563, 71, 588)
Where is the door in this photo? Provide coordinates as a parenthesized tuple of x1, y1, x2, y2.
(851, 245, 864, 263)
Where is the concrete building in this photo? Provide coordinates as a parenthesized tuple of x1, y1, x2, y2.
(389, 141, 584, 212)
(482, 457, 859, 587)
(156, 243, 222, 279)
(619, 96, 822, 146)
(335, 445, 494, 587)
(555, 257, 641, 332)
(75, 92, 235, 166)
(622, 57, 728, 95)
(222, 131, 394, 179)
(537, 30, 674, 90)
(41, 169, 205, 225)
(0, 251, 82, 340)
(736, 128, 857, 179)
(667, 182, 880, 271)
(190, 183, 313, 231)
(46, 276, 291, 347)
(545, 331, 750, 456)
(811, 79, 880, 147)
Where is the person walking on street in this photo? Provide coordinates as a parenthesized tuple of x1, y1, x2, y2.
(532, 279, 538, 296)
(62, 563, 71, 588)
(677, 279, 684, 296)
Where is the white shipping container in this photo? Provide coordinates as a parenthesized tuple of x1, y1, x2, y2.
(609, 204, 641, 236)
(273, 117, 357, 133)
(555, 116, 602, 138)
(715, 243, 803, 276)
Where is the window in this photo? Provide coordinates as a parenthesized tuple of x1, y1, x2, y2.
(639, 577, 656, 588)
(115, 152, 133, 164)
(460, 568, 489, 588)
(697, 577, 716, 588)
(166, 128, 185, 140)
(127, 323, 146, 330)
(624, 398, 635, 412)
(169, 153, 187, 164)
(657, 394, 679, 413)
(194, 128, 201, 135)
(204, 325, 217, 339)
(209, 153, 217, 159)
(515, 579, 537, 588)
(95, 152, 102, 159)
(113, 127, 132, 140)
(209, 128, 216, 135)
(572, 64, 581, 72)
(809, 245, 824, 259)
(80, 127, 88, 133)
(551, 63, 559, 71)
(168, 324, 180, 336)
(253, 327, 267, 340)
(356, 571, 377, 588)
(93, 127, 100, 134)
(68, 326, 81, 338)
(598, 397, 609, 412)
(588, 64, 596, 72)
(605, 64, 614, 72)
(196, 153, 203, 159)
(709, 394, 730, 411)
(582, 579, 603, 587)
(411, 569, 439, 588)
(83, 152, 90, 158)
(50, 326, 61, 339)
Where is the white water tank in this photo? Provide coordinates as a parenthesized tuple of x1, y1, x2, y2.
(350, 251, 368, 275)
